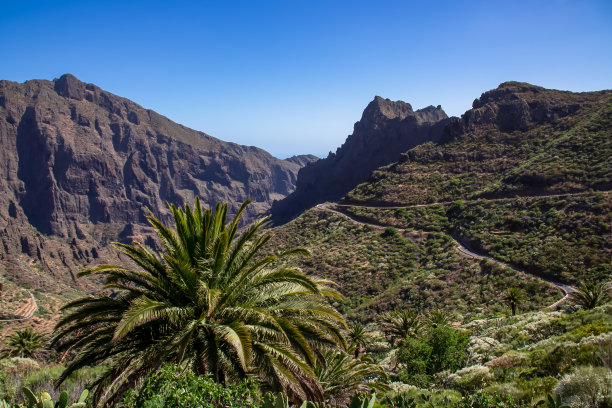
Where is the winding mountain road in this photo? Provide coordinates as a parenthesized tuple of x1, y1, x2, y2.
(335, 191, 600, 210)
(0, 290, 38, 322)
(316, 202, 576, 309)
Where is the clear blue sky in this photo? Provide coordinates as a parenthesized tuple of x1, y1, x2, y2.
(1, 0, 611, 158)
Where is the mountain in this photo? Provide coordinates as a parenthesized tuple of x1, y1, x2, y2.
(269, 82, 611, 317)
(270, 96, 449, 223)
(284, 154, 319, 167)
(346, 82, 611, 205)
(0, 74, 313, 296)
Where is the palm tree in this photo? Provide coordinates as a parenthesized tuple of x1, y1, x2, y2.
(52, 199, 347, 406)
(503, 288, 524, 316)
(568, 281, 612, 310)
(426, 309, 451, 327)
(347, 323, 373, 358)
(379, 310, 422, 347)
(315, 349, 388, 407)
(1, 328, 45, 358)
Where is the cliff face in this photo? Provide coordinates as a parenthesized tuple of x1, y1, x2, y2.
(270, 96, 449, 222)
(0, 74, 313, 291)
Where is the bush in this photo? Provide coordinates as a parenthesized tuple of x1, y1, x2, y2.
(448, 365, 493, 393)
(482, 383, 524, 402)
(459, 391, 521, 408)
(514, 376, 557, 403)
(571, 322, 611, 341)
(396, 337, 431, 376)
(382, 227, 399, 238)
(428, 326, 470, 374)
(120, 363, 260, 408)
(553, 365, 612, 408)
(1, 358, 40, 403)
(396, 326, 469, 388)
(532, 344, 600, 376)
(0, 360, 101, 405)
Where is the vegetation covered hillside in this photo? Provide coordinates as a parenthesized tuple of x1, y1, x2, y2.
(267, 207, 560, 320)
(338, 83, 611, 285)
(343, 191, 611, 284)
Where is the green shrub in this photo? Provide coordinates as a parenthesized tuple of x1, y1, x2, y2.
(396, 337, 431, 377)
(427, 326, 470, 374)
(0, 361, 101, 405)
(514, 376, 557, 402)
(120, 363, 260, 408)
(531, 344, 600, 376)
(449, 365, 493, 393)
(459, 391, 521, 408)
(571, 321, 611, 341)
(482, 383, 525, 403)
(553, 365, 612, 408)
(382, 227, 399, 238)
(396, 326, 469, 388)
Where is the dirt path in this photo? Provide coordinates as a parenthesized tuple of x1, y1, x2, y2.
(336, 190, 603, 210)
(316, 202, 575, 309)
(0, 290, 38, 322)
(450, 235, 575, 308)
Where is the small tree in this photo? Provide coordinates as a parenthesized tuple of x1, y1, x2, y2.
(347, 323, 373, 358)
(426, 309, 451, 327)
(397, 325, 469, 387)
(569, 281, 611, 310)
(503, 288, 524, 316)
(1, 328, 45, 358)
(379, 310, 422, 347)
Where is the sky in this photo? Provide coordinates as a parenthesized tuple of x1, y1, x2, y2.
(1, 1, 611, 158)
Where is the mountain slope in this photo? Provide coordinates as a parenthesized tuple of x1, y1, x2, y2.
(267, 206, 559, 320)
(270, 96, 449, 223)
(0, 74, 313, 300)
(340, 82, 612, 284)
(268, 82, 611, 318)
(346, 82, 611, 205)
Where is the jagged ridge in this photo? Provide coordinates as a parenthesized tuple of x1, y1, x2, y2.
(270, 96, 449, 223)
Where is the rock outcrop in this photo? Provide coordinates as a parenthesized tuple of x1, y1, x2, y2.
(270, 96, 449, 222)
(445, 82, 589, 138)
(0, 74, 313, 291)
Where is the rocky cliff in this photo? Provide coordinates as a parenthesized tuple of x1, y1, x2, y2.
(0, 74, 314, 292)
(270, 96, 449, 222)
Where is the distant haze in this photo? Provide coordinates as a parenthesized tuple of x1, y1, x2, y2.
(1, 0, 611, 158)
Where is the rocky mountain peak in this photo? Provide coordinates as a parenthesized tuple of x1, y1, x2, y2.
(54, 73, 87, 100)
(415, 105, 448, 124)
(362, 96, 415, 122)
(459, 81, 593, 133)
(472, 82, 544, 109)
(271, 96, 449, 223)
